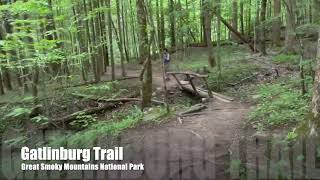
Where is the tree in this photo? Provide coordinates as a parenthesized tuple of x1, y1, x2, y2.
(231, 0, 238, 42)
(107, 0, 115, 80)
(312, 32, 320, 120)
(203, 0, 215, 67)
(259, 0, 267, 55)
(137, 0, 148, 64)
(137, 0, 152, 109)
(284, 0, 297, 53)
(169, 0, 176, 48)
(272, 0, 281, 46)
(116, 0, 126, 77)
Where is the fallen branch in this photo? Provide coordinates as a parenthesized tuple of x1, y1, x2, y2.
(71, 93, 165, 106)
(40, 103, 117, 130)
(177, 104, 207, 124)
(167, 72, 208, 78)
(228, 73, 260, 86)
(180, 84, 234, 102)
(54, 76, 139, 90)
(178, 104, 207, 117)
(214, 12, 256, 52)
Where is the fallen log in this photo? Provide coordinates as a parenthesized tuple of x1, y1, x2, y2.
(71, 93, 166, 106)
(214, 13, 257, 52)
(177, 104, 207, 124)
(180, 84, 234, 102)
(228, 73, 260, 86)
(178, 104, 207, 116)
(54, 76, 139, 90)
(167, 72, 208, 78)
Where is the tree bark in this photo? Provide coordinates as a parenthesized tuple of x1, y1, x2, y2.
(0, 71, 4, 95)
(312, 32, 320, 119)
(160, 0, 166, 49)
(260, 0, 267, 55)
(240, 1, 244, 35)
(169, 0, 176, 48)
(137, 0, 148, 64)
(116, 0, 127, 77)
(272, 0, 281, 46)
(203, 0, 215, 67)
(231, 0, 238, 42)
(107, 0, 115, 80)
(284, 0, 297, 53)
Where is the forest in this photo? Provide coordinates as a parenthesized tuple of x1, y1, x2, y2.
(0, 0, 319, 179)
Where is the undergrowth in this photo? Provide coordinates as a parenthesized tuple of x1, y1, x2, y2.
(47, 106, 170, 148)
(249, 83, 311, 129)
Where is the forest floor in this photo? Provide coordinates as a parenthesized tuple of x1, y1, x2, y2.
(1, 44, 311, 179)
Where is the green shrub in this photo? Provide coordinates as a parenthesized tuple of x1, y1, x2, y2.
(208, 63, 261, 91)
(272, 54, 299, 64)
(249, 84, 310, 127)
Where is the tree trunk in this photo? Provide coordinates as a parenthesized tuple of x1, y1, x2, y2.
(160, 0, 165, 49)
(116, 0, 127, 77)
(240, 1, 244, 35)
(2, 67, 12, 91)
(284, 0, 297, 53)
(169, 0, 176, 48)
(137, 0, 148, 64)
(137, 0, 152, 109)
(203, 0, 215, 67)
(272, 0, 281, 46)
(312, 32, 320, 119)
(0, 71, 4, 95)
(231, 0, 238, 42)
(107, 0, 115, 80)
(260, 0, 267, 55)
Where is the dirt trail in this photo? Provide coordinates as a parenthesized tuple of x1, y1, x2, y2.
(116, 66, 251, 180)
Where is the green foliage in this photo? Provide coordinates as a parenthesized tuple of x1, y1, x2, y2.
(249, 84, 310, 127)
(71, 81, 132, 99)
(49, 106, 144, 147)
(272, 54, 299, 64)
(4, 107, 31, 119)
(30, 115, 49, 125)
(4, 136, 28, 147)
(70, 113, 97, 130)
(208, 63, 261, 91)
(286, 128, 298, 141)
(47, 106, 170, 147)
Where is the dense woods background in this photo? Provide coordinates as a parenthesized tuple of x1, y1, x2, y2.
(0, 0, 318, 101)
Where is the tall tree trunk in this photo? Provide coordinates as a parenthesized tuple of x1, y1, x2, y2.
(260, 0, 267, 55)
(137, 0, 148, 64)
(0, 71, 4, 95)
(231, 0, 238, 42)
(160, 0, 165, 49)
(240, 1, 244, 35)
(254, 0, 260, 53)
(247, 0, 252, 36)
(272, 0, 281, 46)
(2, 67, 12, 91)
(284, 0, 297, 53)
(137, 0, 152, 109)
(107, 0, 115, 80)
(116, 0, 126, 77)
(312, 32, 320, 120)
(203, 0, 215, 67)
(169, 0, 176, 48)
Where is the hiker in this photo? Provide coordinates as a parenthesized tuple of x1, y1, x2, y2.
(163, 48, 170, 80)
